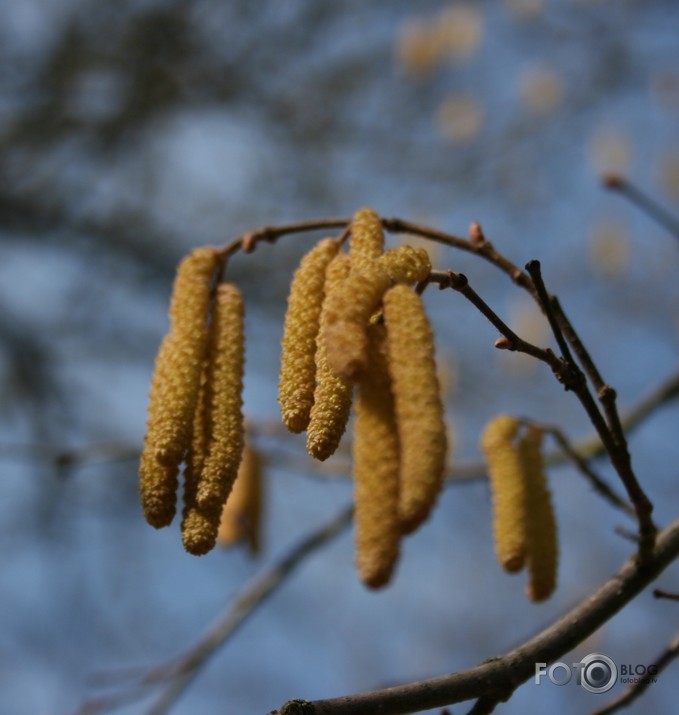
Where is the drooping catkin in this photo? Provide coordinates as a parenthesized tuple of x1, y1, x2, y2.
(279, 238, 339, 433)
(353, 323, 402, 589)
(140, 246, 218, 528)
(181, 373, 217, 555)
(520, 426, 558, 601)
(378, 245, 432, 285)
(217, 441, 263, 554)
(195, 283, 246, 514)
(307, 253, 354, 461)
(349, 207, 384, 272)
(324, 262, 392, 381)
(480, 415, 528, 573)
(383, 284, 448, 534)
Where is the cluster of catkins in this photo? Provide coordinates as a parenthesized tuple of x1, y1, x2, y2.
(138, 246, 257, 555)
(480, 416, 558, 601)
(279, 208, 448, 588)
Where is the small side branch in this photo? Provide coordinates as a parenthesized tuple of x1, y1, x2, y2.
(590, 633, 679, 715)
(73, 505, 354, 715)
(540, 425, 634, 518)
(524, 261, 656, 560)
(219, 218, 351, 259)
(603, 174, 679, 242)
(426, 270, 564, 372)
(273, 516, 679, 715)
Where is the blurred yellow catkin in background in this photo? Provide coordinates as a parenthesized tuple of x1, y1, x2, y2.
(218, 441, 263, 555)
(519, 426, 558, 601)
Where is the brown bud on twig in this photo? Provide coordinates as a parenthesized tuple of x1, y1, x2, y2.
(469, 221, 486, 245)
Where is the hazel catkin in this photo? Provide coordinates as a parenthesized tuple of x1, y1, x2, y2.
(383, 284, 448, 533)
(195, 283, 246, 514)
(378, 245, 432, 285)
(181, 373, 215, 555)
(353, 323, 402, 589)
(306, 253, 354, 461)
(140, 246, 218, 528)
(279, 238, 339, 433)
(519, 426, 558, 601)
(349, 207, 385, 272)
(324, 262, 392, 381)
(480, 415, 528, 573)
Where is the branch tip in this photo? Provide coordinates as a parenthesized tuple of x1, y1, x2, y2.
(602, 173, 625, 190)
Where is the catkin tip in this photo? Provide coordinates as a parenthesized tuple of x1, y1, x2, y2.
(350, 208, 384, 271)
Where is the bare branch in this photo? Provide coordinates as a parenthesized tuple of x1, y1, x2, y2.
(143, 504, 353, 715)
(273, 515, 679, 715)
(590, 633, 679, 715)
(603, 174, 679, 242)
(525, 261, 656, 560)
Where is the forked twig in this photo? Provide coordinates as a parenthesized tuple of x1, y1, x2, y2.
(273, 516, 679, 715)
(591, 633, 679, 715)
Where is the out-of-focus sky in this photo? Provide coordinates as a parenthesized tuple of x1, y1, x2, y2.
(1, 2, 678, 714)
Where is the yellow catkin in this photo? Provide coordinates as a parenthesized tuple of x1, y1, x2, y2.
(279, 238, 340, 433)
(181, 373, 216, 555)
(378, 245, 432, 285)
(520, 426, 558, 601)
(349, 207, 385, 273)
(140, 246, 218, 528)
(306, 253, 354, 461)
(480, 415, 528, 573)
(195, 283, 246, 514)
(217, 442, 263, 554)
(324, 262, 392, 381)
(353, 323, 402, 589)
(383, 285, 448, 534)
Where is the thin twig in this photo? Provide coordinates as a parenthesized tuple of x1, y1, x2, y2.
(73, 504, 354, 715)
(273, 516, 679, 715)
(524, 261, 656, 560)
(219, 218, 351, 259)
(549, 297, 630, 459)
(144, 504, 354, 715)
(540, 425, 634, 517)
(382, 218, 535, 294)
(603, 174, 679, 242)
(590, 633, 679, 715)
(426, 270, 564, 371)
(465, 693, 506, 715)
(653, 589, 679, 601)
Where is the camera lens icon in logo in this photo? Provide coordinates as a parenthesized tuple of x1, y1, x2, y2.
(580, 653, 617, 693)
